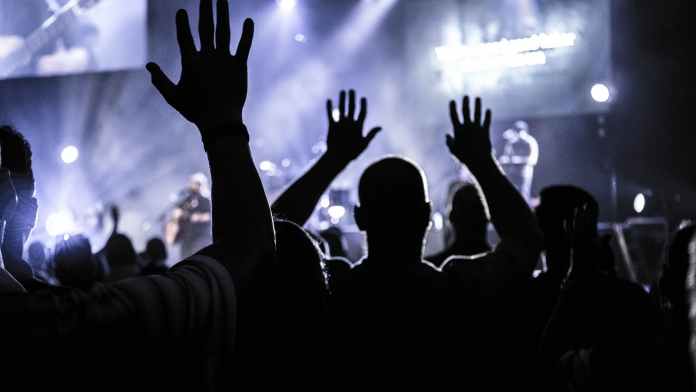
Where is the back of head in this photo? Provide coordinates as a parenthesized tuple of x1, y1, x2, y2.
(536, 185, 599, 275)
(0, 126, 32, 175)
(145, 237, 168, 265)
(54, 235, 98, 290)
(273, 219, 329, 305)
(537, 185, 599, 242)
(105, 233, 138, 268)
(356, 157, 431, 241)
(448, 182, 489, 236)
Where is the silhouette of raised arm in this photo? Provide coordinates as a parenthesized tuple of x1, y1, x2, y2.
(444, 97, 542, 287)
(147, 0, 274, 278)
(272, 90, 381, 226)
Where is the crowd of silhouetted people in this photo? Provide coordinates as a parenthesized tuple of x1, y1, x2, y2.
(0, 1, 694, 391)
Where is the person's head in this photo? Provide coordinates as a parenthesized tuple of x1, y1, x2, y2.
(0, 126, 37, 242)
(660, 222, 696, 307)
(144, 237, 168, 265)
(447, 182, 489, 241)
(27, 241, 47, 270)
(355, 157, 431, 251)
(0, 126, 32, 175)
(514, 120, 529, 134)
(265, 220, 330, 333)
(54, 235, 99, 290)
(536, 185, 599, 275)
(105, 233, 138, 268)
(189, 172, 209, 195)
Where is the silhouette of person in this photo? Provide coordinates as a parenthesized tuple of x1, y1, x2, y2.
(426, 182, 491, 269)
(656, 222, 696, 391)
(539, 186, 661, 391)
(2, 1, 272, 390)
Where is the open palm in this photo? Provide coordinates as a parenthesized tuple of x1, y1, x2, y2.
(147, 0, 253, 132)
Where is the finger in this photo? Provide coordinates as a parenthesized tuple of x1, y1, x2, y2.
(449, 100, 461, 128)
(199, 0, 215, 52)
(483, 109, 492, 130)
(364, 127, 382, 145)
(348, 90, 357, 120)
(176, 10, 196, 61)
(146, 63, 178, 106)
(357, 97, 367, 125)
(326, 99, 336, 124)
(216, 0, 231, 53)
(235, 18, 254, 63)
(339, 90, 346, 120)
(474, 97, 482, 125)
(462, 96, 471, 125)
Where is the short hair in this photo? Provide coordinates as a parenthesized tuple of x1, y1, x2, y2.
(358, 157, 429, 209)
(449, 182, 490, 224)
(0, 125, 33, 173)
(145, 238, 168, 263)
(54, 235, 98, 289)
(539, 185, 599, 220)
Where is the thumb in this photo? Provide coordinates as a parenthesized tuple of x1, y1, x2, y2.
(364, 127, 383, 145)
(146, 62, 177, 106)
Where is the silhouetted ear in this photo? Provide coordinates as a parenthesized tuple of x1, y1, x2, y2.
(354, 205, 367, 231)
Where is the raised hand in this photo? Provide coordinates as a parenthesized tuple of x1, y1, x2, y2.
(146, 0, 253, 136)
(325, 90, 382, 164)
(446, 96, 493, 167)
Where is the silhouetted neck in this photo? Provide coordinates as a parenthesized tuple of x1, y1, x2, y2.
(364, 234, 426, 268)
(450, 237, 491, 255)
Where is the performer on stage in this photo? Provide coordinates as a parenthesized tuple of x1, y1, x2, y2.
(498, 120, 539, 202)
(165, 173, 212, 259)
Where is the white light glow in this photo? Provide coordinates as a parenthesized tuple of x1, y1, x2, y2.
(435, 32, 576, 74)
(328, 205, 346, 223)
(259, 160, 276, 172)
(591, 83, 611, 103)
(633, 193, 646, 214)
(61, 145, 79, 164)
(294, 33, 306, 43)
(432, 212, 444, 231)
(332, 108, 341, 122)
(320, 195, 331, 209)
(277, 0, 297, 12)
(46, 211, 76, 237)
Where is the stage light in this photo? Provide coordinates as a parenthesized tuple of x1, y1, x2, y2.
(633, 193, 646, 214)
(327, 205, 347, 223)
(277, 0, 297, 12)
(591, 83, 611, 103)
(259, 160, 276, 172)
(294, 33, 306, 43)
(332, 108, 341, 122)
(46, 210, 76, 237)
(61, 145, 79, 164)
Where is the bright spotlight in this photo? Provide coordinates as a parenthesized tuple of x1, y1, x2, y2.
(294, 33, 306, 43)
(46, 210, 76, 237)
(332, 108, 341, 122)
(327, 205, 347, 223)
(591, 83, 611, 103)
(633, 193, 646, 214)
(259, 160, 276, 172)
(61, 145, 79, 164)
(277, 0, 297, 12)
